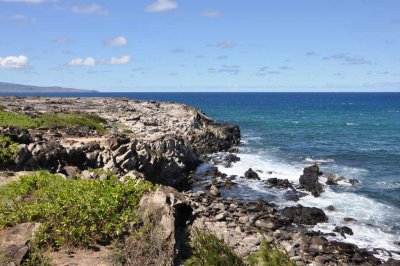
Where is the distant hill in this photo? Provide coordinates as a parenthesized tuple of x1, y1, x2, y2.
(0, 82, 98, 93)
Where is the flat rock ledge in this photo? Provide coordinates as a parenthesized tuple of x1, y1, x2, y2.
(0, 96, 240, 188)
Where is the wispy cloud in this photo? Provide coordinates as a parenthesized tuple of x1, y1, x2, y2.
(201, 10, 222, 18)
(146, 0, 177, 13)
(71, 3, 108, 15)
(105, 36, 128, 46)
(217, 40, 236, 49)
(0, 55, 28, 68)
(208, 64, 240, 75)
(67, 55, 131, 66)
(67, 57, 96, 66)
(0, 14, 36, 24)
(323, 54, 371, 65)
(170, 48, 185, 53)
(107, 55, 131, 65)
(0, 0, 53, 3)
(53, 36, 73, 44)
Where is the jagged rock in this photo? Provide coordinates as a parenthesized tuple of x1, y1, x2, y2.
(334, 226, 354, 238)
(138, 187, 192, 265)
(0, 222, 41, 265)
(209, 185, 221, 197)
(282, 205, 328, 225)
(244, 168, 260, 180)
(349, 179, 359, 185)
(267, 178, 293, 189)
(299, 164, 324, 197)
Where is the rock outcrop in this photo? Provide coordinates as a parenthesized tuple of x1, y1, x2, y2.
(0, 97, 240, 189)
(281, 205, 328, 225)
(299, 164, 324, 197)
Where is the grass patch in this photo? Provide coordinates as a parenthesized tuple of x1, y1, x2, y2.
(247, 240, 295, 266)
(184, 228, 244, 266)
(0, 135, 19, 165)
(0, 171, 156, 248)
(0, 111, 39, 129)
(38, 113, 107, 134)
(0, 111, 107, 133)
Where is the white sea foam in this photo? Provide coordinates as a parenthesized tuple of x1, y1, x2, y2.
(211, 152, 400, 260)
(304, 157, 335, 163)
(346, 122, 359, 126)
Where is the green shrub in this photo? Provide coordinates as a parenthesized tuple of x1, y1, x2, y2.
(0, 104, 5, 111)
(0, 111, 39, 129)
(0, 171, 156, 248)
(38, 113, 107, 134)
(0, 111, 107, 133)
(247, 240, 295, 266)
(0, 135, 19, 165)
(184, 228, 244, 266)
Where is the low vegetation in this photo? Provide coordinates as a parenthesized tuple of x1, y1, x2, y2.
(184, 228, 245, 266)
(0, 110, 107, 133)
(184, 229, 294, 266)
(247, 240, 295, 266)
(0, 171, 156, 248)
(0, 135, 19, 165)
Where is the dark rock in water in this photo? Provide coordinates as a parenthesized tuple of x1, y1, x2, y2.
(244, 168, 260, 180)
(207, 153, 240, 167)
(334, 226, 354, 238)
(282, 189, 307, 202)
(326, 205, 336, 211)
(267, 178, 293, 189)
(381, 259, 400, 266)
(299, 163, 324, 197)
(281, 205, 328, 225)
(325, 173, 345, 185)
(344, 217, 357, 222)
(349, 178, 359, 185)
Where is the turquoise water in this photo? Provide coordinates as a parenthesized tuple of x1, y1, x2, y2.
(3, 92, 400, 257)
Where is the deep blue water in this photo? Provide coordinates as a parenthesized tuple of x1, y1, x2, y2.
(3, 92, 400, 255)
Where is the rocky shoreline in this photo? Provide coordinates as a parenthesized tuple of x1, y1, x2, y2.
(0, 96, 399, 266)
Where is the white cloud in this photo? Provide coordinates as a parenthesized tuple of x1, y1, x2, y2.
(217, 40, 236, 49)
(67, 57, 96, 66)
(71, 3, 108, 15)
(108, 55, 131, 65)
(0, 55, 28, 68)
(105, 36, 127, 46)
(201, 10, 222, 18)
(0, 0, 52, 3)
(146, 0, 177, 12)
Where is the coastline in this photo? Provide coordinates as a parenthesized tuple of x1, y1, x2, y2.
(0, 96, 399, 265)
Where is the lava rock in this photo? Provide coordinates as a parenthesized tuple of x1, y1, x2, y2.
(334, 226, 354, 238)
(282, 205, 328, 225)
(299, 164, 324, 197)
(244, 168, 260, 180)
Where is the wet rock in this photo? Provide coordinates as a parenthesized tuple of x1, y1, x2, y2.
(282, 205, 328, 225)
(349, 179, 360, 185)
(244, 168, 260, 180)
(326, 205, 336, 211)
(267, 178, 293, 189)
(344, 217, 357, 222)
(299, 164, 324, 197)
(334, 226, 354, 238)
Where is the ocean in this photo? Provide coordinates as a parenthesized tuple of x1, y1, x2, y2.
(3, 92, 400, 258)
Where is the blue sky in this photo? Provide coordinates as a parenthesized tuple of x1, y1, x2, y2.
(0, 0, 399, 92)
